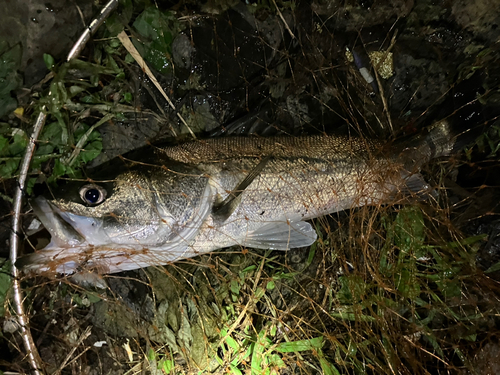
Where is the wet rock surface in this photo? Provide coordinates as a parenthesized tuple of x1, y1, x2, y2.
(0, 0, 93, 86)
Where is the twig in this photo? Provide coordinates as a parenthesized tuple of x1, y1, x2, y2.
(271, 0, 296, 40)
(117, 30, 196, 139)
(53, 326, 93, 375)
(371, 30, 399, 136)
(10, 112, 46, 375)
(10, 2, 119, 373)
(67, 0, 119, 61)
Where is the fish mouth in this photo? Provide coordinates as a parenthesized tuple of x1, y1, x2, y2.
(29, 196, 87, 248)
(16, 197, 91, 274)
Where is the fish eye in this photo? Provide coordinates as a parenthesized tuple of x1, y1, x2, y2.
(79, 184, 107, 206)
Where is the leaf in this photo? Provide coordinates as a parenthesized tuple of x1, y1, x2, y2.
(335, 275, 366, 304)
(266, 353, 285, 368)
(251, 330, 271, 375)
(0, 136, 8, 155)
(51, 159, 67, 181)
(0, 96, 17, 118)
(160, 358, 174, 373)
(230, 279, 240, 296)
(395, 206, 425, 253)
(318, 351, 341, 375)
(229, 364, 243, 375)
(485, 261, 500, 274)
(275, 336, 323, 353)
(266, 280, 275, 290)
(86, 292, 101, 304)
(36, 122, 64, 156)
(132, 7, 180, 74)
(8, 133, 28, 156)
(147, 348, 156, 361)
(43, 53, 55, 70)
(0, 158, 19, 178)
(395, 268, 420, 299)
(78, 140, 103, 164)
(330, 312, 376, 322)
(104, 0, 133, 36)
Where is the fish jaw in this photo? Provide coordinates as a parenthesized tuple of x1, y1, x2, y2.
(30, 197, 87, 248)
(20, 194, 210, 275)
(18, 243, 184, 275)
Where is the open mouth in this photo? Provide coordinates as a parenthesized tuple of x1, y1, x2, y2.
(16, 197, 91, 274)
(29, 197, 87, 249)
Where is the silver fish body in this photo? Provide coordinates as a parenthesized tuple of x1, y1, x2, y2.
(20, 126, 452, 275)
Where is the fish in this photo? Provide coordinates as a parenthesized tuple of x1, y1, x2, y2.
(19, 120, 458, 275)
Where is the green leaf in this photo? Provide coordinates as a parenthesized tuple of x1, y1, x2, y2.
(266, 353, 285, 368)
(0, 158, 19, 178)
(86, 292, 101, 304)
(395, 206, 425, 253)
(160, 358, 174, 373)
(0, 136, 8, 155)
(8, 133, 28, 156)
(51, 159, 67, 180)
(335, 275, 366, 304)
(485, 260, 500, 274)
(104, 0, 133, 36)
(78, 139, 103, 164)
(230, 279, 240, 296)
(251, 330, 271, 375)
(147, 348, 156, 361)
(132, 7, 180, 74)
(330, 312, 376, 322)
(0, 96, 17, 118)
(266, 280, 275, 290)
(395, 268, 420, 299)
(123, 92, 132, 102)
(275, 336, 323, 353)
(254, 286, 265, 299)
(225, 335, 239, 351)
(318, 351, 341, 375)
(43, 53, 55, 70)
(229, 364, 243, 375)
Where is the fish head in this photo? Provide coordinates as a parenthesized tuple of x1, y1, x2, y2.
(20, 164, 213, 275)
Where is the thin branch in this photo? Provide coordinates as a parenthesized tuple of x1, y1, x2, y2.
(10, 112, 46, 375)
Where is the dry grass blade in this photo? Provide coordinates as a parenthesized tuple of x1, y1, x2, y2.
(117, 30, 194, 139)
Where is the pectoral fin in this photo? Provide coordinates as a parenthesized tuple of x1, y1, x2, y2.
(242, 219, 317, 250)
(213, 156, 271, 220)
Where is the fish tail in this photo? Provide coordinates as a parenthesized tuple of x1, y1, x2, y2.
(396, 74, 486, 167)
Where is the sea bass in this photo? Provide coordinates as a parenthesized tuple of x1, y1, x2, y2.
(20, 121, 455, 275)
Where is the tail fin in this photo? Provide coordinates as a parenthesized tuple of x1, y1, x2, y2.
(394, 74, 486, 168)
